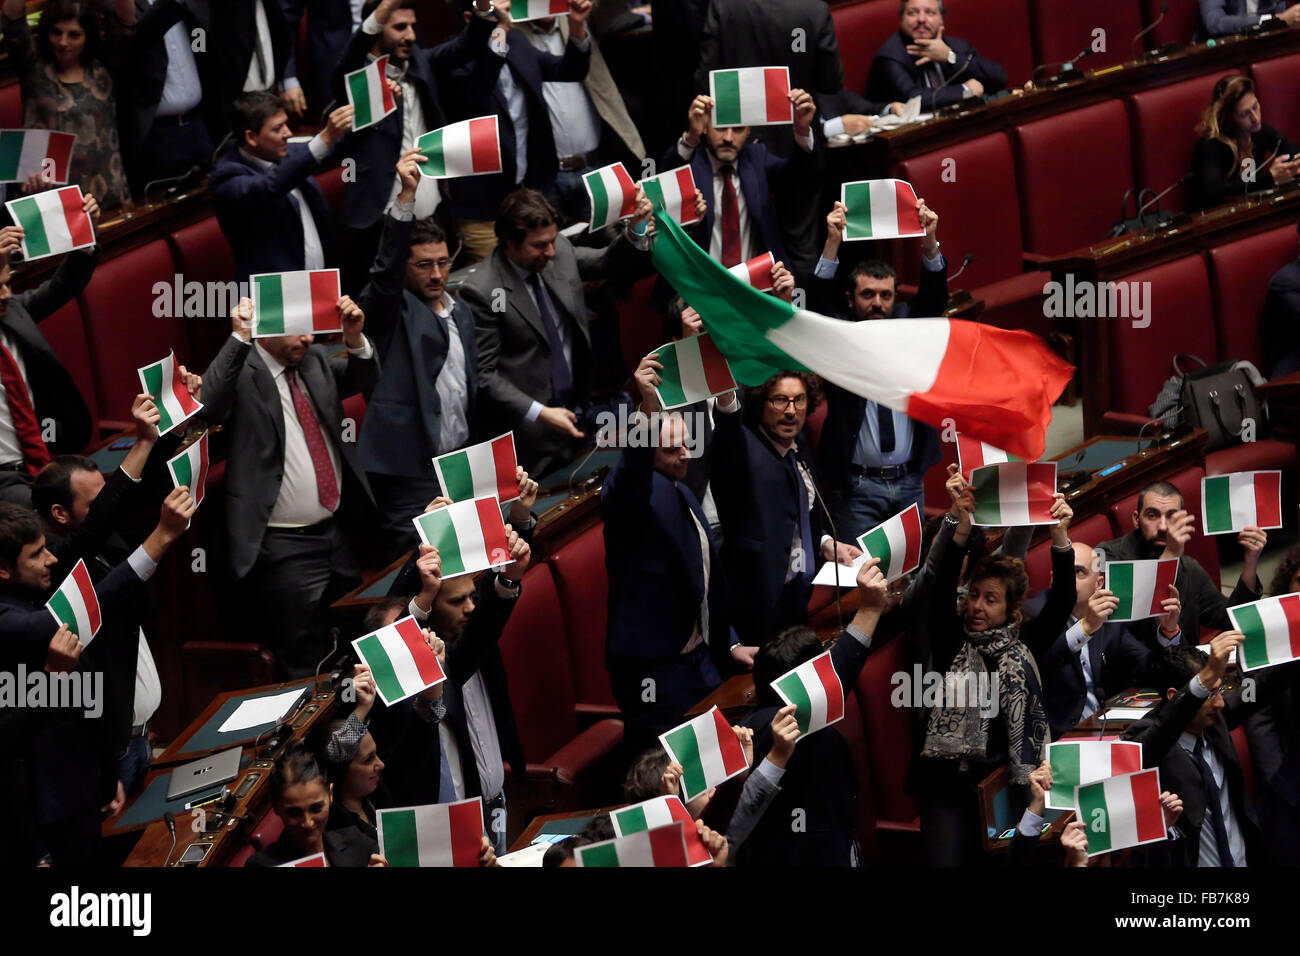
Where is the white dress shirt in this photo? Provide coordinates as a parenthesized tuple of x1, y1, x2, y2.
(243, 0, 277, 92)
(1180, 676, 1248, 866)
(145, 0, 203, 116)
(434, 292, 471, 454)
(238, 136, 330, 270)
(526, 22, 601, 159)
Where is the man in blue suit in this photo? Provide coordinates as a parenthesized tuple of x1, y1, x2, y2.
(437, 0, 593, 263)
(867, 0, 1006, 112)
(209, 92, 353, 283)
(812, 199, 946, 542)
(601, 353, 741, 753)
(359, 149, 480, 555)
(1028, 541, 1182, 739)
(658, 87, 818, 274)
(1198, 0, 1300, 37)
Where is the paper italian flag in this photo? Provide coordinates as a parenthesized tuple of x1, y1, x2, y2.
(352, 615, 447, 706)
(1105, 558, 1178, 622)
(1045, 740, 1142, 812)
(659, 705, 748, 803)
(278, 852, 326, 867)
(641, 167, 700, 226)
(576, 821, 690, 867)
(969, 461, 1057, 526)
(611, 795, 712, 867)
(583, 162, 637, 231)
(417, 116, 502, 178)
(251, 269, 341, 338)
(856, 503, 922, 583)
(166, 430, 210, 509)
(344, 55, 397, 131)
(1075, 768, 1166, 856)
(411, 496, 512, 578)
(652, 333, 736, 409)
(0, 129, 75, 184)
(138, 351, 203, 435)
(433, 432, 518, 504)
(728, 251, 775, 291)
(378, 798, 483, 867)
(46, 558, 101, 643)
(709, 66, 792, 127)
(4, 184, 94, 260)
(1228, 592, 1300, 671)
(511, 0, 570, 21)
(773, 649, 845, 738)
(840, 179, 925, 241)
(1201, 470, 1283, 535)
(649, 210, 1073, 460)
(956, 432, 1022, 480)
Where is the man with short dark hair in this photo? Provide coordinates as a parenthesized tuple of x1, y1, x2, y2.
(868, 0, 1006, 111)
(461, 186, 653, 474)
(210, 93, 354, 282)
(812, 199, 946, 542)
(1097, 480, 1265, 646)
(359, 149, 481, 555)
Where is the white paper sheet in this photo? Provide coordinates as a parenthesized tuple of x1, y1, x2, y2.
(811, 553, 869, 588)
(217, 687, 306, 734)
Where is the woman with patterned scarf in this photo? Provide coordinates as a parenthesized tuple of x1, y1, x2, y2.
(904, 464, 1077, 866)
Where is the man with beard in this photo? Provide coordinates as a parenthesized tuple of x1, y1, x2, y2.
(867, 0, 1006, 112)
(1098, 480, 1265, 648)
(812, 200, 945, 542)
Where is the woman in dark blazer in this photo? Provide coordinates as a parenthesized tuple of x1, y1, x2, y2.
(1188, 75, 1300, 212)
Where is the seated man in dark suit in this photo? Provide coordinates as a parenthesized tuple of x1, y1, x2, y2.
(711, 371, 862, 650)
(200, 296, 378, 679)
(1029, 542, 1181, 739)
(461, 187, 653, 475)
(1098, 479, 1265, 647)
(1123, 632, 1300, 865)
(660, 87, 818, 275)
(359, 149, 481, 557)
(812, 199, 946, 542)
(867, 0, 1006, 111)
(600, 355, 742, 754)
(730, 557, 888, 866)
(1264, 216, 1300, 378)
(1198, 0, 1300, 37)
(209, 92, 353, 283)
(0, 196, 102, 507)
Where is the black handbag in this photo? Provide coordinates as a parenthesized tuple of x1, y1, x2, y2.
(1165, 354, 1262, 452)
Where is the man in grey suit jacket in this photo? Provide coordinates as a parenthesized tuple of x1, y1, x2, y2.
(459, 187, 653, 475)
(359, 150, 480, 556)
(200, 295, 379, 677)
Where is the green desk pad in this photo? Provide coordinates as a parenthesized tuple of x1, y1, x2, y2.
(169, 685, 311, 760)
(116, 771, 228, 830)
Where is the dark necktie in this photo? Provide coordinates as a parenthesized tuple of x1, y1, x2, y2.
(1193, 737, 1236, 867)
(719, 165, 742, 267)
(788, 453, 814, 585)
(875, 402, 896, 454)
(0, 341, 51, 475)
(284, 368, 340, 512)
(528, 273, 573, 408)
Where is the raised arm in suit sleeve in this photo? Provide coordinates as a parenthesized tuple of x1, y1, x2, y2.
(49, 468, 142, 568)
(1020, 544, 1077, 658)
(357, 213, 411, 346)
(209, 141, 323, 205)
(15, 249, 98, 323)
(572, 233, 653, 284)
(536, 31, 590, 83)
(465, 283, 540, 423)
(197, 333, 254, 425)
(911, 251, 950, 317)
(1126, 683, 1207, 768)
(413, 575, 518, 685)
(600, 430, 656, 548)
(427, 4, 496, 74)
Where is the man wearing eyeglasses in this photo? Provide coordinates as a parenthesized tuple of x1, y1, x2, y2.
(358, 148, 480, 557)
(712, 372, 862, 654)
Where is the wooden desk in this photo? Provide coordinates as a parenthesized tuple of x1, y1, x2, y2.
(686, 674, 757, 718)
(508, 804, 628, 854)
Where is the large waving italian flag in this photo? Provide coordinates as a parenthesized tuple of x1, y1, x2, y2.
(1075, 768, 1166, 856)
(576, 822, 691, 867)
(772, 649, 845, 738)
(138, 351, 203, 435)
(1228, 592, 1300, 671)
(956, 432, 1022, 479)
(611, 796, 712, 866)
(377, 798, 482, 867)
(649, 211, 1072, 459)
(5, 184, 94, 260)
(352, 615, 447, 706)
(46, 558, 101, 643)
(411, 497, 512, 578)
(659, 706, 748, 803)
(1046, 740, 1142, 812)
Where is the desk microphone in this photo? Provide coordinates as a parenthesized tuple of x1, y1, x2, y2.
(313, 627, 341, 696)
(163, 812, 177, 867)
(949, 253, 974, 281)
(930, 51, 976, 109)
(1136, 173, 1193, 219)
(142, 165, 201, 201)
(1032, 47, 1092, 84)
(1131, 2, 1169, 57)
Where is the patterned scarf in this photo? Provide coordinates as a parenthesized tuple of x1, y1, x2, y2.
(921, 618, 1051, 785)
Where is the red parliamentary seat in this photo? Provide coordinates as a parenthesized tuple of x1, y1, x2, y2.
(1029, 0, 1145, 74)
(497, 563, 623, 781)
(341, 393, 367, 433)
(39, 300, 99, 445)
(314, 166, 347, 219)
(618, 275, 665, 375)
(79, 239, 195, 429)
(1014, 100, 1135, 256)
(946, 0, 1035, 88)
(1206, 225, 1296, 370)
(546, 523, 619, 717)
(830, 0, 899, 100)
(1128, 71, 1241, 216)
(1251, 53, 1300, 146)
(1145, 0, 1200, 48)
(1107, 464, 1221, 589)
(168, 216, 239, 364)
(856, 635, 918, 830)
(228, 808, 284, 866)
(1023, 511, 1117, 596)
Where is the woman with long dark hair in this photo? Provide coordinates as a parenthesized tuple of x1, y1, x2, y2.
(1188, 74, 1300, 212)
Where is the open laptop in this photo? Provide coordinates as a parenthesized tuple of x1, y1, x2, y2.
(166, 746, 243, 801)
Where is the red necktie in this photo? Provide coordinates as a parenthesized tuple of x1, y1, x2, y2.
(0, 341, 50, 476)
(284, 368, 340, 513)
(719, 164, 742, 267)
